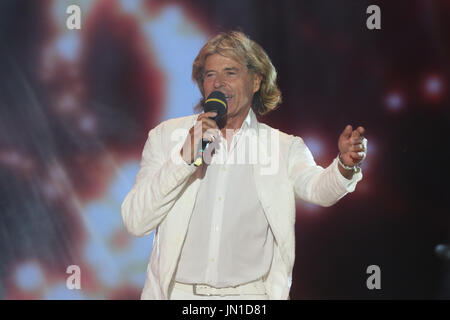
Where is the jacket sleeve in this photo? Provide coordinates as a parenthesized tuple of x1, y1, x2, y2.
(287, 136, 362, 207)
(121, 122, 197, 236)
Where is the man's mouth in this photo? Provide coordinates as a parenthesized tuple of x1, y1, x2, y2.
(225, 95, 233, 101)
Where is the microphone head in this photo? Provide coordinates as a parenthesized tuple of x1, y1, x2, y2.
(204, 91, 227, 121)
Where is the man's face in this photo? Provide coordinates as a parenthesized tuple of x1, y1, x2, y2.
(203, 54, 261, 119)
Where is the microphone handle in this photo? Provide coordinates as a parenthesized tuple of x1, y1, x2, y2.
(193, 138, 211, 167)
(193, 113, 218, 167)
(201, 138, 210, 152)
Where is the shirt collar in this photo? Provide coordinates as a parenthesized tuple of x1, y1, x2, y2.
(242, 109, 251, 128)
(214, 108, 257, 140)
(242, 108, 258, 131)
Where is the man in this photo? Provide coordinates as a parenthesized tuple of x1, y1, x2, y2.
(121, 31, 367, 300)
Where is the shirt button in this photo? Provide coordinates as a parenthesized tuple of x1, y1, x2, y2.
(214, 226, 219, 232)
(218, 197, 222, 201)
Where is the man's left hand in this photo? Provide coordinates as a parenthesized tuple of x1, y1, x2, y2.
(338, 125, 367, 167)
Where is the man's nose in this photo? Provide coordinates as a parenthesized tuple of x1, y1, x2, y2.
(213, 75, 224, 88)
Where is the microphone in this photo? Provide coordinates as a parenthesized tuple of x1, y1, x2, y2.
(193, 91, 228, 167)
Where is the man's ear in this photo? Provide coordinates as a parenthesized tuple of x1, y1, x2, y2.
(253, 74, 262, 93)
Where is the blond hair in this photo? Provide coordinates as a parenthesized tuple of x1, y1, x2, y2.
(192, 31, 282, 115)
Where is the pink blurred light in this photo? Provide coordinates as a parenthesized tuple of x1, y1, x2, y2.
(422, 74, 445, 102)
(78, 114, 97, 134)
(0, 150, 22, 166)
(40, 46, 58, 81)
(425, 76, 442, 94)
(385, 91, 404, 111)
(41, 165, 71, 201)
(303, 136, 324, 159)
(296, 200, 322, 216)
(41, 181, 62, 201)
(110, 229, 132, 250)
(0, 149, 35, 175)
(56, 93, 78, 114)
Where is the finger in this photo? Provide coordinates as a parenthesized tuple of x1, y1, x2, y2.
(202, 132, 215, 143)
(350, 144, 365, 152)
(351, 126, 366, 140)
(200, 117, 219, 129)
(204, 128, 220, 139)
(200, 111, 218, 119)
(350, 137, 364, 145)
(357, 126, 365, 136)
(196, 112, 218, 123)
(192, 119, 218, 139)
(341, 125, 353, 138)
(350, 151, 366, 160)
(351, 129, 360, 139)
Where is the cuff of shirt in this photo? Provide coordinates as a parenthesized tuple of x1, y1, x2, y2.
(332, 157, 363, 193)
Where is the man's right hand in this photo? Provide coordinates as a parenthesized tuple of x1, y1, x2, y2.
(180, 112, 220, 165)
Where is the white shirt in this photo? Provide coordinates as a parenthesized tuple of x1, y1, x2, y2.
(174, 109, 274, 288)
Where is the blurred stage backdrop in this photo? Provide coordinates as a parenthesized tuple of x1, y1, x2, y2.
(0, 0, 449, 299)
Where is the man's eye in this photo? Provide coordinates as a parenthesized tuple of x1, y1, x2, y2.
(227, 72, 236, 76)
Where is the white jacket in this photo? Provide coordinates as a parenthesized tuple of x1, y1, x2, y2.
(121, 113, 362, 299)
